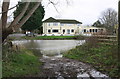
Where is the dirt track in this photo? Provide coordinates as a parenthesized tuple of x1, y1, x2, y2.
(35, 56, 108, 79)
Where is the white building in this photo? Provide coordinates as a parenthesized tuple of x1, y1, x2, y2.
(42, 17, 106, 36)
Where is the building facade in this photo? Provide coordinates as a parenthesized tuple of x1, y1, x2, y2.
(42, 17, 106, 36)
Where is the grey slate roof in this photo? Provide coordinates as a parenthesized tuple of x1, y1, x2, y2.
(43, 17, 82, 24)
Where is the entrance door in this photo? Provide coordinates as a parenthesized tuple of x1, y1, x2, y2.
(67, 29, 70, 34)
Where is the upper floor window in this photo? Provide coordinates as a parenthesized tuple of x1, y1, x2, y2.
(61, 24, 64, 26)
(48, 23, 51, 26)
(66, 24, 72, 26)
(77, 24, 81, 26)
(53, 23, 58, 26)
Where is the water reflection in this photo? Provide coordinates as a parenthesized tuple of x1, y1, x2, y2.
(12, 40, 85, 56)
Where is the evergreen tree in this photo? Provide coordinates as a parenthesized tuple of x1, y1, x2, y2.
(92, 20, 103, 27)
(14, 2, 45, 31)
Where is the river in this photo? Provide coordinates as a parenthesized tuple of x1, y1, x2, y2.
(12, 40, 109, 78)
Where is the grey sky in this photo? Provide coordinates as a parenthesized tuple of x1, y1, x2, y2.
(0, 0, 118, 25)
(42, 0, 118, 25)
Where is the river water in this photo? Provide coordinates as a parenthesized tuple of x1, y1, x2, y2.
(12, 40, 109, 78)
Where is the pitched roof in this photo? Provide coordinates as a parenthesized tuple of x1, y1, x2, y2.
(43, 17, 82, 24)
(43, 17, 58, 22)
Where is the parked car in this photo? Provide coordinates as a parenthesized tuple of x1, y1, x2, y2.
(26, 32, 37, 37)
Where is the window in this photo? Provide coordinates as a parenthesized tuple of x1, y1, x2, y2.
(71, 29, 74, 32)
(83, 29, 86, 33)
(61, 24, 64, 26)
(52, 29, 58, 32)
(53, 23, 58, 26)
(95, 29, 98, 32)
(67, 29, 70, 34)
(48, 23, 50, 26)
(48, 29, 51, 33)
(77, 24, 80, 26)
(90, 29, 92, 32)
(66, 24, 72, 26)
(101, 29, 103, 31)
(93, 29, 95, 32)
(63, 29, 65, 34)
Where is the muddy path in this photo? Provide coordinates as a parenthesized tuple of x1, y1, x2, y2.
(11, 40, 109, 78)
(35, 55, 108, 79)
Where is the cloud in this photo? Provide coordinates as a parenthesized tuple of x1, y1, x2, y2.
(43, 0, 118, 25)
(0, 0, 118, 25)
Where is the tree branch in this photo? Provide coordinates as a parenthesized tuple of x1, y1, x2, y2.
(17, 2, 41, 28)
(0, 2, 24, 14)
(8, 2, 30, 29)
(48, 0, 59, 13)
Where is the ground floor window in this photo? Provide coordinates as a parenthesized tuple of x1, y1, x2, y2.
(48, 29, 51, 33)
(67, 29, 70, 34)
(90, 29, 92, 32)
(95, 29, 98, 32)
(52, 29, 58, 32)
(83, 29, 87, 33)
(71, 29, 74, 32)
(63, 29, 65, 34)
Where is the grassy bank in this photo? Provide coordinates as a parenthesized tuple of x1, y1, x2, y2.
(21, 35, 85, 40)
(2, 44, 42, 77)
(64, 41, 119, 77)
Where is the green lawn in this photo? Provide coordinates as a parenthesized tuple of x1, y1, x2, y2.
(21, 35, 86, 40)
(23, 36, 76, 40)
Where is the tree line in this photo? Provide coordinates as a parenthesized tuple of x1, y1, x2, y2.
(92, 8, 118, 34)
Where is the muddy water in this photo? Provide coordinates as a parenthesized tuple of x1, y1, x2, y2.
(12, 40, 109, 78)
(12, 40, 85, 56)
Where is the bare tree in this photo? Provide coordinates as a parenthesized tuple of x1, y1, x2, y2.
(1, 0, 70, 42)
(99, 8, 118, 34)
(1, 0, 42, 42)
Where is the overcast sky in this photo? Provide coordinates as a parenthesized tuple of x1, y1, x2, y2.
(0, 0, 118, 25)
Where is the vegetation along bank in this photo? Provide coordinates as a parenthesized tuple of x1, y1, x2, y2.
(2, 43, 43, 77)
(64, 36, 119, 77)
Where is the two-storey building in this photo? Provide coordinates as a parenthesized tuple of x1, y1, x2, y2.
(42, 17, 82, 36)
(42, 17, 106, 36)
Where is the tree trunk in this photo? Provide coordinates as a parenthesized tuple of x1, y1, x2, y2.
(1, 1, 10, 42)
(2, 1, 10, 30)
(2, 28, 13, 42)
(2, 2, 42, 42)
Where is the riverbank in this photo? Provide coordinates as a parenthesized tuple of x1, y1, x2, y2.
(2, 44, 43, 77)
(63, 41, 119, 77)
(21, 36, 85, 40)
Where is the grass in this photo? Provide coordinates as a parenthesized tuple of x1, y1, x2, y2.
(2, 45, 42, 77)
(21, 35, 85, 40)
(63, 42, 119, 77)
